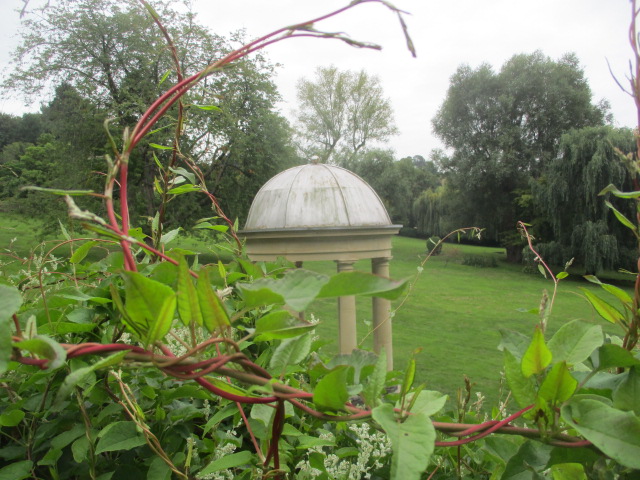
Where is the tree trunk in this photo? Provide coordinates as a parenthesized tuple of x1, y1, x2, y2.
(505, 244, 523, 263)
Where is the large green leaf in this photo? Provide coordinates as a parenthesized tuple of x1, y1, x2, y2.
(521, 326, 552, 377)
(197, 268, 230, 332)
(539, 362, 577, 404)
(122, 271, 176, 345)
(69, 240, 98, 264)
(269, 333, 312, 375)
(317, 271, 408, 300)
(503, 350, 536, 407)
(595, 344, 640, 371)
(313, 366, 350, 412)
(362, 349, 387, 409)
(95, 421, 146, 454)
(197, 451, 254, 477)
(409, 390, 448, 416)
(548, 320, 602, 366)
(238, 269, 329, 312)
(0, 460, 33, 480)
(372, 404, 435, 480)
(501, 440, 552, 479)
(0, 285, 22, 374)
(613, 366, 640, 415)
(579, 288, 624, 324)
(254, 310, 315, 341)
(176, 256, 202, 327)
(562, 396, 640, 469)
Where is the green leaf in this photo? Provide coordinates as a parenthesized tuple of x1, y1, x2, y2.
(269, 333, 312, 375)
(539, 362, 578, 404)
(409, 390, 448, 416)
(550, 463, 587, 480)
(69, 240, 98, 264)
(599, 183, 640, 199)
(604, 200, 637, 232)
(21, 186, 94, 196)
(402, 348, 419, 395)
(192, 104, 222, 112)
(556, 271, 569, 280)
(254, 310, 315, 341)
(317, 271, 408, 300)
(326, 349, 379, 384)
(14, 335, 66, 370)
(498, 328, 531, 360)
(595, 344, 640, 371)
(0, 410, 25, 427)
(548, 320, 603, 365)
(0, 285, 22, 374)
(521, 326, 552, 377)
(95, 421, 146, 454)
(372, 404, 435, 480)
(53, 351, 128, 410)
(167, 184, 200, 195)
(122, 271, 176, 345)
(0, 460, 33, 480)
(314, 366, 350, 412)
(503, 349, 536, 407)
(176, 256, 202, 327)
(562, 396, 640, 469)
(579, 288, 624, 324)
(160, 227, 181, 245)
(197, 268, 230, 332)
(168, 167, 196, 185)
(502, 441, 552, 479)
(613, 366, 640, 415)
(196, 450, 253, 478)
(362, 349, 387, 408)
(148, 143, 173, 150)
(239, 269, 329, 312)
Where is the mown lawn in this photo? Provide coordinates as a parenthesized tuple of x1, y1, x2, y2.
(304, 236, 629, 407)
(1, 212, 630, 407)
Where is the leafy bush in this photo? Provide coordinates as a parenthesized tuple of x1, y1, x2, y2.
(426, 235, 443, 255)
(462, 253, 498, 268)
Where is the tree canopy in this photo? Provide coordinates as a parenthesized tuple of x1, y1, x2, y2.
(2, 0, 297, 226)
(294, 65, 397, 164)
(431, 51, 607, 258)
(532, 126, 636, 274)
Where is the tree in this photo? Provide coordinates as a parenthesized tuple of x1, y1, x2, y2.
(532, 126, 636, 274)
(295, 65, 397, 164)
(432, 51, 606, 259)
(4, 0, 296, 225)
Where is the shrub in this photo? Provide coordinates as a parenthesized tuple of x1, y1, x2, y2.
(426, 235, 443, 255)
(462, 254, 498, 268)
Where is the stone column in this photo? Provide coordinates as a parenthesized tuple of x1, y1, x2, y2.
(372, 257, 393, 370)
(336, 260, 357, 355)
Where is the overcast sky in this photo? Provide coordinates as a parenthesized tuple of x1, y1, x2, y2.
(0, 0, 637, 159)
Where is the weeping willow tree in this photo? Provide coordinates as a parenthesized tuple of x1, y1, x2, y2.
(532, 126, 636, 274)
(413, 185, 451, 237)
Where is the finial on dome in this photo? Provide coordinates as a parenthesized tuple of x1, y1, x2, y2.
(310, 155, 320, 165)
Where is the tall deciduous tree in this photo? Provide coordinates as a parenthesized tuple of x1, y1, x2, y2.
(432, 51, 607, 259)
(294, 65, 397, 164)
(532, 126, 636, 274)
(4, 0, 296, 225)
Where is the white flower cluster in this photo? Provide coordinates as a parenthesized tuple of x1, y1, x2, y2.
(295, 423, 392, 480)
(197, 440, 238, 480)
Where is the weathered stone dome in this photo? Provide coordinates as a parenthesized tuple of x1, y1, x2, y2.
(243, 163, 392, 231)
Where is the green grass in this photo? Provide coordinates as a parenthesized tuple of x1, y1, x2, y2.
(304, 236, 629, 407)
(1, 212, 629, 408)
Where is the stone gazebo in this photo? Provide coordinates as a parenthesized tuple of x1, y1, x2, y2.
(240, 162, 401, 370)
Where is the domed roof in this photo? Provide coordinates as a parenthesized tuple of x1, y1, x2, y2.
(243, 163, 392, 231)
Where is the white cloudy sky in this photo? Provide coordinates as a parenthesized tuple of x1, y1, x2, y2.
(0, 0, 636, 159)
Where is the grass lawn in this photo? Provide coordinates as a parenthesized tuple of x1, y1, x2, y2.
(304, 236, 629, 407)
(1, 212, 630, 408)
